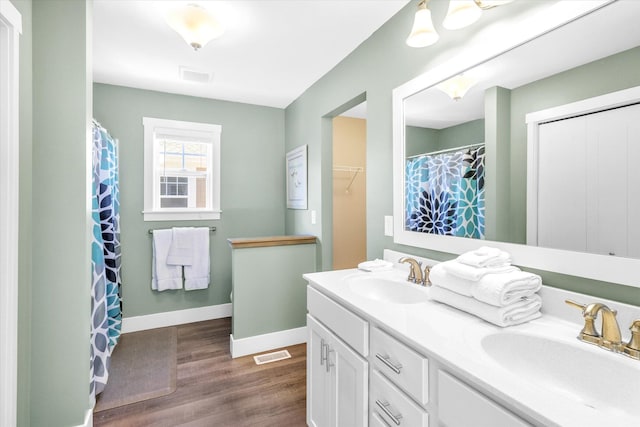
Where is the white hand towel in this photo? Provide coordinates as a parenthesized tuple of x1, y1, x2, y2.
(443, 259, 518, 281)
(457, 246, 511, 268)
(184, 227, 210, 290)
(472, 271, 542, 307)
(358, 259, 393, 272)
(430, 286, 542, 327)
(429, 262, 474, 296)
(152, 229, 183, 291)
(166, 227, 195, 266)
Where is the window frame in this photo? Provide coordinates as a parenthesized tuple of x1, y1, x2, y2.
(143, 117, 221, 221)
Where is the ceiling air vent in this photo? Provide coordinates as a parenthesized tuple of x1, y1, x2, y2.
(179, 66, 212, 83)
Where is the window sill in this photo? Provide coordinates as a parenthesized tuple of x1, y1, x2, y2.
(142, 210, 221, 222)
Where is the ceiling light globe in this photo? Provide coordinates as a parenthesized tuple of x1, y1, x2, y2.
(406, 8, 440, 48)
(443, 1, 483, 30)
(166, 4, 225, 51)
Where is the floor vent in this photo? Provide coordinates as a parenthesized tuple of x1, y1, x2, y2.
(253, 349, 291, 365)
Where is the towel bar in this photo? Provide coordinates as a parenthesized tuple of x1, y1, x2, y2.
(148, 226, 216, 235)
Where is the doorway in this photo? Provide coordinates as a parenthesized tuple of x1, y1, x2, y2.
(332, 102, 367, 269)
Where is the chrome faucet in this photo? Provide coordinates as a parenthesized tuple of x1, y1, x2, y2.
(565, 300, 623, 352)
(399, 257, 431, 286)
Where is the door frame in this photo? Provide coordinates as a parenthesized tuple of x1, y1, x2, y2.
(0, 1, 22, 425)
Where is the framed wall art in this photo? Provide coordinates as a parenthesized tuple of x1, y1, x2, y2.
(286, 145, 307, 209)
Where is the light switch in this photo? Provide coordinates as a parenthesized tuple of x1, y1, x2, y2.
(311, 210, 317, 225)
(384, 215, 393, 236)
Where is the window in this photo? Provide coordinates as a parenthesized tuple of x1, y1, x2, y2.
(143, 117, 221, 221)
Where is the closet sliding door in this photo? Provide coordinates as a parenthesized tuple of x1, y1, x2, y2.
(536, 103, 640, 258)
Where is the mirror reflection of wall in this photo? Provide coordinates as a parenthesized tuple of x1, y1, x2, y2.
(401, 0, 640, 260)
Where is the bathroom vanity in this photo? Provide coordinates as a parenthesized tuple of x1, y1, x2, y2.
(305, 251, 640, 427)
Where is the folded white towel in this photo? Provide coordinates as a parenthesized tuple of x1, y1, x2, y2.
(430, 286, 542, 327)
(429, 262, 474, 296)
(472, 270, 542, 307)
(152, 229, 183, 291)
(184, 227, 210, 290)
(442, 259, 518, 281)
(457, 246, 511, 268)
(358, 259, 393, 272)
(167, 227, 195, 266)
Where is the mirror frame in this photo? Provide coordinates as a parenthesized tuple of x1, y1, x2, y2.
(392, 0, 640, 288)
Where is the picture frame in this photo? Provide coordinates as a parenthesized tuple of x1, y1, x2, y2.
(286, 145, 308, 209)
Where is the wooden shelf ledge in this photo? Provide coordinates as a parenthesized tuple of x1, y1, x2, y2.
(227, 235, 317, 249)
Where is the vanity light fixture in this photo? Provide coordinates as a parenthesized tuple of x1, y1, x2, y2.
(407, 0, 515, 47)
(474, 0, 515, 10)
(436, 74, 477, 101)
(165, 3, 225, 51)
(406, 0, 440, 48)
(443, 1, 483, 30)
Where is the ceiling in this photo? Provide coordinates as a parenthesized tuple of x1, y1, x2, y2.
(93, 0, 409, 109)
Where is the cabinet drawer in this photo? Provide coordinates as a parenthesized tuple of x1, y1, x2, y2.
(371, 370, 429, 427)
(438, 371, 531, 427)
(371, 327, 429, 405)
(307, 286, 369, 356)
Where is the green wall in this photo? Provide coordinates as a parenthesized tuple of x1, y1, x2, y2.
(231, 243, 316, 339)
(405, 119, 484, 158)
(93, 84, 286, 317)
(31, 0, 92, 425)
(284, 0, 640, 305)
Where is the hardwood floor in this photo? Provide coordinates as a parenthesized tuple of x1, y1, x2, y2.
(94, 318, 307, 427)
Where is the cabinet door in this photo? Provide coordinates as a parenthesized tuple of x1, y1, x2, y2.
(438, 371, 531, 427)
(307, 315, 331, 427)
(329, 328, 368, 427)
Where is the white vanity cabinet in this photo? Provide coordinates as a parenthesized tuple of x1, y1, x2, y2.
(306, 279, 532, 427)
(307, 288, 369, 427)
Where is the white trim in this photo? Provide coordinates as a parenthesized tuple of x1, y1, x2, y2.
(230, 327, 307, 358)
(121, 303, 232, 333)
(0, 3, 21, 426)
(142, 116, 222, 222)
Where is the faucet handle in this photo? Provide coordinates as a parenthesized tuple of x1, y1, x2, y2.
(565, 300, 601, 343)
(623, 320, 640, 360)
(423, 265, 431, 286)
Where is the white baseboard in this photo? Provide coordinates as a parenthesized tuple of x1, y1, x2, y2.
(121, 303, 232, 333)
(76, 409, 92, 427)
(230, 326, 307, 358)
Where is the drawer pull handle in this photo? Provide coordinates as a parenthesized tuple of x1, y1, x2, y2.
(376, 353, 402, 374)
(320, 339, 326, 366)
(376, 399, 402, 425)
(326, 348, 334, 373)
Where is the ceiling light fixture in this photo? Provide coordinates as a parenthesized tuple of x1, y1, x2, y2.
(406, 0, 439, 48)
(407, 0, 515, 47)
(166, 3, 224, 51)
(436, 74, 477, 101)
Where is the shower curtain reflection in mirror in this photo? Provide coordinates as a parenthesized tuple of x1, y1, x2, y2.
(405, 144, 485, 238)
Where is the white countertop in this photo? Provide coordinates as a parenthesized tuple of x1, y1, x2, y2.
(304, 265, 640, 427)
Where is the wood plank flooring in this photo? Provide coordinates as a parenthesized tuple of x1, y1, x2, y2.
(94, 318, 307, 427)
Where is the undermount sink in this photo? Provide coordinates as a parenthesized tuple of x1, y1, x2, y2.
(481, 332, 640, 417)
(346, 273, 430, 304)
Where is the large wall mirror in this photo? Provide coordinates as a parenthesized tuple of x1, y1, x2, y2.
(393, 0, 640, 288)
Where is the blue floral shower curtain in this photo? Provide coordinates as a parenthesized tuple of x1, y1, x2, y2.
(405, 145, 485, 238)
(90, 120, 122, 401)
